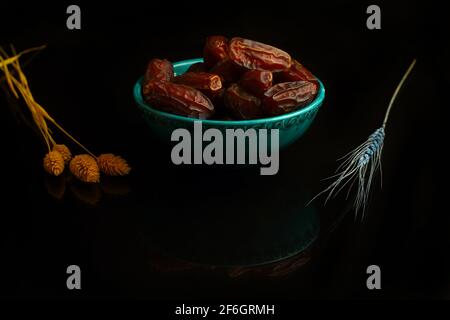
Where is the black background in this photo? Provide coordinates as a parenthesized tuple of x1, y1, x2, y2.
(0, 0, 447, 303)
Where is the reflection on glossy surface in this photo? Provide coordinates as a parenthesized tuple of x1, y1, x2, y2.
(43, 173, 131, 206)
(144, 243, 311, 278)
(227, 249, 311, 278)
(70, 180, 102, 206)
(44, 174, 66, 200)
(100, 176, 132, 197)
(138, 168, 319, 268)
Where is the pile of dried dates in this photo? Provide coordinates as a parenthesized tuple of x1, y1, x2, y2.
(142, 36, 318, 120)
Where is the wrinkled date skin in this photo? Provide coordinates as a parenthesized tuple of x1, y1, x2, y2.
(263, 81, 317, 116)
(239, 70, 273, 96)
(173, 72, 223, 100)
(210, 58, 245, 84)
(187, 62, 208, 73)
(203, 35, 229, 68)
(173, 72, 222, 91)
(229, 37, 292, 72)
(143, 80, 214, 119)
(224, 84, 263, 120)
(144, 59, 174, 83)
(274, 59, 317, 84)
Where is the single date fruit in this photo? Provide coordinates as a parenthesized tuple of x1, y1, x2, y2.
(210, 58, 245, 84)
(239, 70, 273, 96)
(143, 80, 214, 119)
(229, 37, 292, 72)
(174, 72, 223, 100)
(144, 59, 174, 83)
(274, 59, 317, 83)
(173, 72, 222, 91)
(224, 84, 263, 120)
(263, 81, 317, 115)
(203, 35, 229, 68)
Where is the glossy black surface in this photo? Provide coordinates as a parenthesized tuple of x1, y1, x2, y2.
(0, 1, 446, 300)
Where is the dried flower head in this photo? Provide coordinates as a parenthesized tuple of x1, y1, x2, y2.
(53, 144, 72, 163)
(43, 150, 65, 176)
(69, 154, 100, 183)
(97, 153, 131, 176)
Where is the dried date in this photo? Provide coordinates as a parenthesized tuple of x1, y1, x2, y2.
(173, 72, 222, 91)
(223, 84, 263, 120)
(229, 37, 291, 72)
(262, 81, 317, 115)
(173, 71, 223, 101)
(239, 70, 273, 96)
(143, 80, 214, 119)
(274, 59, 317, 83)
(203, 35, 229, 68)
(144, 59, 174, 83)
(210, 58, 245, 84)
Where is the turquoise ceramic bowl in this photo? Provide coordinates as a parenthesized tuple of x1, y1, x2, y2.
(134, 58, 325, 149)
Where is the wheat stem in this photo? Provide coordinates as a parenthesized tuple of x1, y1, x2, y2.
(383, 59, 416, 127)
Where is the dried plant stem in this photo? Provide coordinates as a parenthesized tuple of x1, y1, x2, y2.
(46, 117, 96, 158)
(1, 46, 96, 157)
(0, 45, 46, 69)
(383, 59, 416, 127)
(9, 76, 55, 151)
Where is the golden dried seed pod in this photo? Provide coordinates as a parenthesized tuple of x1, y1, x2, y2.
(97, 153, 131, 176)
(43, 151, 65, 176)
(69, 154, 100, 183)
(53, 144, 72, 163)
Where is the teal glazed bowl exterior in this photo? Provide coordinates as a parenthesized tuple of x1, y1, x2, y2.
(134, 58, 325, 149)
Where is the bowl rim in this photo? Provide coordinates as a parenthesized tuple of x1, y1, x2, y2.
(134, 58, 325, 125)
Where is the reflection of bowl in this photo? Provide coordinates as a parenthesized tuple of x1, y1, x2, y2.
(133, 58, 325, 149)
(138, 175, 319, 267)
